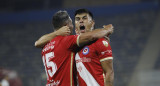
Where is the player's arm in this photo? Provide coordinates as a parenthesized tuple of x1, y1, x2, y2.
(35, 26, 70, 48)
(101, 59, 114, 86)
(78, 24, 113, 46)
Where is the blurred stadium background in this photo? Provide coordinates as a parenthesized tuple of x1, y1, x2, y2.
(0, 0, 160, 86)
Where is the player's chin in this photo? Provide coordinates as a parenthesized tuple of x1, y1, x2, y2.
(80, 30, 85, 33)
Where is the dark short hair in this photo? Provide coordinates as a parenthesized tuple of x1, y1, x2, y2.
(52, 10, 70, 30)
(74, 8, 93, 19)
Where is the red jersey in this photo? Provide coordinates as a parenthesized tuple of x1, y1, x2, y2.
(75, 38, 113, 86)
(41, 35, 79, 86)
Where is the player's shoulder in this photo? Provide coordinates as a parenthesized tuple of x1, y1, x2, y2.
(51, 36, 63, 40)
(55, 35, 79, 44)
(61, 35, 79, 41)
(94, 37, 110, 47)
(96, 38, 108, 43)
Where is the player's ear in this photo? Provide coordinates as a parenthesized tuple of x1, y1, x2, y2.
(91, 20, 95, 27)
(63, 23, 68, 27)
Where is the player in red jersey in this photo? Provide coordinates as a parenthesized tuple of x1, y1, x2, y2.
(74, 9, 114, 86)
(35, 10, 113, 86)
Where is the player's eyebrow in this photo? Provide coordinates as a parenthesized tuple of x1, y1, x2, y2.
(83, 16, 87, 19)
(75, 17, 80, 20)
(75, 16, 80, 18)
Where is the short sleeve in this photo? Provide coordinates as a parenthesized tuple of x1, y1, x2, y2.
(95, 38, 113, 62)
(62, 35, 80, 51)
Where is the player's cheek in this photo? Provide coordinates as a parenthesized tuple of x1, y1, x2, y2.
(75, 21, 79, 25)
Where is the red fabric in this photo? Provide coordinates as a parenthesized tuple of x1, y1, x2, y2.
(42, 35, 79, 86)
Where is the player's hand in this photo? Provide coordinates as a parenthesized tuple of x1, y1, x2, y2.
(56, 26, 71, 36)
(103, 24, 114, 36)
(75, 28, 80, 35)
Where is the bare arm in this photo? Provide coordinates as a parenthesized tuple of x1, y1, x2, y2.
(35, 26, 70, 48)
(35, 24, 113, 48)
(101, 60, 114, 86)
(78, 24, 113, 46)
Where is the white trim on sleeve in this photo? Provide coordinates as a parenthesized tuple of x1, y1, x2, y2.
(100, 57, 113, 62)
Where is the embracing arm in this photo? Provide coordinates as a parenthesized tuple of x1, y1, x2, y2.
(35, 24, 113, 48)
(35, 32, 57, 48)
(35, 26, 70, 48)
(78, 24, 113, 46)
(101, 59, 114, 86)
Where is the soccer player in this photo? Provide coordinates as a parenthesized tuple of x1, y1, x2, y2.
(74, 9, 114, 86)
(35, 10, 113, 86)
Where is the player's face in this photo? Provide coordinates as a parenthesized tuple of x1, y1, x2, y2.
(66, 17, 74, 34)
(75, 13, 94, 34)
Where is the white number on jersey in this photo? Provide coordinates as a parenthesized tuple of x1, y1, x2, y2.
(42, 52, 57, 80)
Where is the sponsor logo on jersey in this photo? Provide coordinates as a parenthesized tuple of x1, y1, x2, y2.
(76, 57, 91, 63)
(46, 80, 60, 86)
(82, 46, 89, 55)
(102, 40, 108, 47)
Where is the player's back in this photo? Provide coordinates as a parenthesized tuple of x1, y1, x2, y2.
(42, 35, 79, 86)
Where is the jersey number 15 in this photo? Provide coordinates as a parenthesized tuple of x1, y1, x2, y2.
(42, 52, 57, 80)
